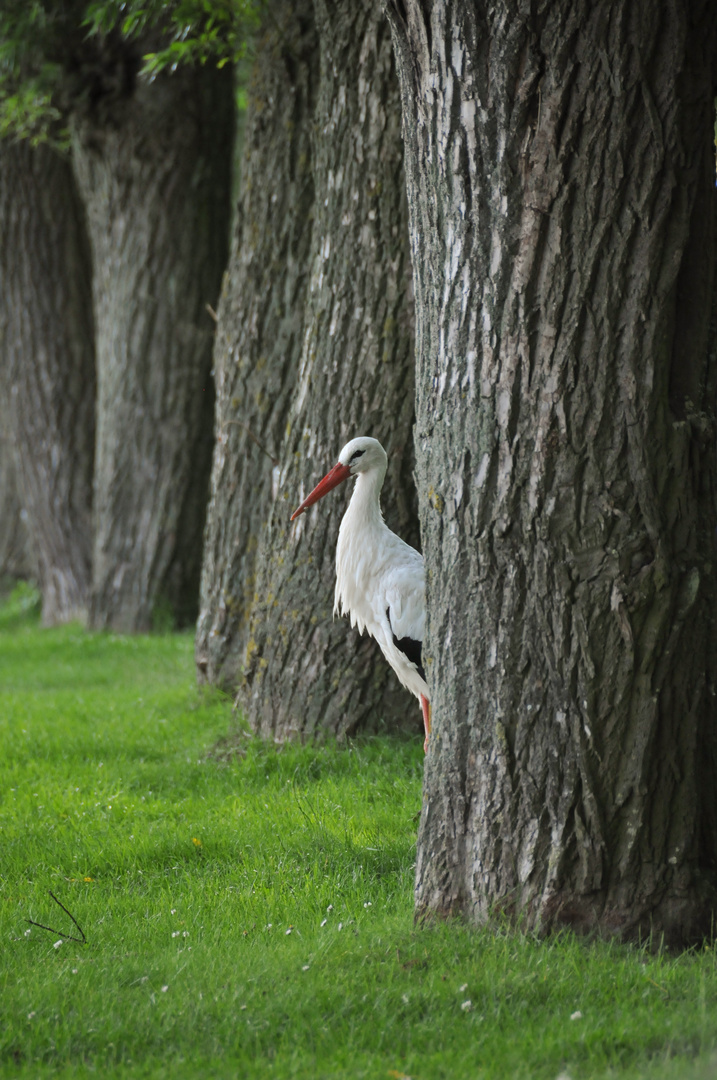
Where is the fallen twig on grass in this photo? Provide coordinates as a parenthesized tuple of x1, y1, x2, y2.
(27, 890, 87, 945)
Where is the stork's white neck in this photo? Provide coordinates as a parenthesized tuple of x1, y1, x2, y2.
(342, 462, 387, 533)
(335, 462, 389, 624)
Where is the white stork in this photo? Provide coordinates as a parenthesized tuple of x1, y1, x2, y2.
(290, 436, 431, 751)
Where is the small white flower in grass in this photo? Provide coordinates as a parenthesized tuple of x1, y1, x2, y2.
(459, 983, 468, 992)
(182, 932, 189, 938)
(27, 1012, 36, 1020)
(461, 1000, 473, 1012)
(338, 922, 343, 931)
(326, 904, 333, 912)
(54, 940, 63, 949)
(285, 927, 293, 935)
(364, 902, 372, 908)
(570, 1011, 582, 1021)
(171, 909, 176, 915)
(402, 994, 409, 1004)
(24, 928, 31, 937)
(172, 932, 180, 938)
(72, 969, 78, 975)
(240, 1004, 247, 1010)
(302, 965, 310, 971)
(161, 985, 169, 993)
(320, 919, 327, 927)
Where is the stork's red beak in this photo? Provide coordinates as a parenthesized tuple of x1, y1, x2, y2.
(290, 462, 352, 521)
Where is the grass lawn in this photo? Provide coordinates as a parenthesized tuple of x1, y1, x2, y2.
(2, 582, 717, 1079)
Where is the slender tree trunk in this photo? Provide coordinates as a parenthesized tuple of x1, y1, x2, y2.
(195, 1, 318, 687)
(387, 0, 717, 945)
(240, 0, 418, 741)
(0, 141, 94, 623)
(72, 57, 233, 632)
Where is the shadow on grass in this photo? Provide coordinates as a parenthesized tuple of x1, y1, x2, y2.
(210, 722, 424, 781)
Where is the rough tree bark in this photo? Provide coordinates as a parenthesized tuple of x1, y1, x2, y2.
(0, 413, 35, 582)
(0, 141, 94, 622)
(387, 0, 717, 945)
(71, 48, 233, 631)
(240, 0, 418, 741)
(195, 1, 318, 687)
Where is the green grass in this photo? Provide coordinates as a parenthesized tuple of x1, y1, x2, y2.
(2, 584, 717, 1079)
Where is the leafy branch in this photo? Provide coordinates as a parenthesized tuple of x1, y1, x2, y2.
(0, 0, 265, 142)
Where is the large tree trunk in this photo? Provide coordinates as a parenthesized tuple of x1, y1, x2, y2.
(195, 1, 318, 687)
(0, 142, 94, 623)
(72, 53, 233, 632)
(240, 0, 418, 741)
(387, 0, 717, 945)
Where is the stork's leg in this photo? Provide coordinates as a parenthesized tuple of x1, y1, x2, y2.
(420, 694, 431, 753)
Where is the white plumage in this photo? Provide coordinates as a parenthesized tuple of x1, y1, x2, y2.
(291, 436, 431, 749)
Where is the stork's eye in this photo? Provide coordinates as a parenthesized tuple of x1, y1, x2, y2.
(350, 449, 365, 462)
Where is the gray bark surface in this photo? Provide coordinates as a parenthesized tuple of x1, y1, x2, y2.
(72, 58, 233, 631)
(387, 0, 717, 945)
(240, 0, 418, 741)
(196, 2, 318, 687)
(0, 142, 94, 623)
(0, 419, 35, 582)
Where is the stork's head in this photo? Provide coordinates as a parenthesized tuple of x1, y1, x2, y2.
(337, 436, 387, 476)
(290, 436, 387, 520)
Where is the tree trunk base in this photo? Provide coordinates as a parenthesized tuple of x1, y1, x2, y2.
(539, 882, 717, 950)
(416, 877, 717, 951)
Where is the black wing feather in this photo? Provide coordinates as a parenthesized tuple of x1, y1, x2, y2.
(387, 606, 425, 682)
